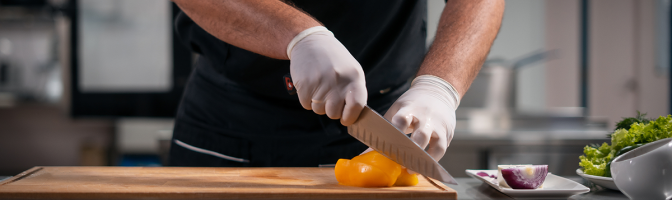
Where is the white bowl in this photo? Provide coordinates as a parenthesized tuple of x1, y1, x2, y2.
(575, 168, 618, 190)
(611, 138, 672, 200)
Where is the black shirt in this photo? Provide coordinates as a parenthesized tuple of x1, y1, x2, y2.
(175, 0, 427, 104)
(169, 0, 428, 167)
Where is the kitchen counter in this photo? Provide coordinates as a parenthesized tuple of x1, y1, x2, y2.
(453, 176, 627, 200)
(0, 175, 627, 200)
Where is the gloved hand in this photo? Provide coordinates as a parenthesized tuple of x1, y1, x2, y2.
(287, 26, 367, 126)
(383, 75, 460, 161)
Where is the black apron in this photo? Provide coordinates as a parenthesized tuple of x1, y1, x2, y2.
(169, 0, 427, 167)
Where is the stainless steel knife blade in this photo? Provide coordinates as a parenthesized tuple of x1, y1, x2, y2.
(347, 106, 458, 185)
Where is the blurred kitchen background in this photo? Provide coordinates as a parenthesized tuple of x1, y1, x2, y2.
(0, 0, 669, 177)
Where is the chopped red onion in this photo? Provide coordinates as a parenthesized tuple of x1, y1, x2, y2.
(477, 171, 497, 179)
(500, 165, 548, 189)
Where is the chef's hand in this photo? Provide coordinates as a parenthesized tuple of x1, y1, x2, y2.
(288, 26, 367, 126)
(383, 75, 460, 161)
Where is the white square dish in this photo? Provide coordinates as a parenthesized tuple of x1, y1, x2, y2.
(466, 169, 590, 198)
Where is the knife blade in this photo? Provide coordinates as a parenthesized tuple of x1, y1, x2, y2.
(347, 106, 458, 185)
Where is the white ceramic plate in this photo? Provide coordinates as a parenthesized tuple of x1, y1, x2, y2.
(466, 169, 590, 198)
(575, 168, 619, 190)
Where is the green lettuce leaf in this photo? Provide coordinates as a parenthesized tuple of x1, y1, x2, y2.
(579, 156, 606, 176)
(611, 128, 634, 153)
(579, 115, 672, 177)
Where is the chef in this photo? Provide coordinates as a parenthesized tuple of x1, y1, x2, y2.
(168, 0, 504, 167)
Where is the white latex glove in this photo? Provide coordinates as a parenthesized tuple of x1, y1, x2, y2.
(287, 26, 367, 126)
(383, 75, 460, 161)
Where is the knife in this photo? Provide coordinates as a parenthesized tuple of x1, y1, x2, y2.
(282, 74, 457, 185)
(347, 106, 458, 185)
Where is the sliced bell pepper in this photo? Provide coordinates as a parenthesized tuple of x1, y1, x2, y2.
(394, 167, 419, 186)
(334, 151, 418, 187)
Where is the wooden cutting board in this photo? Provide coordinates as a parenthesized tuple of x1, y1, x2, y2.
(0, 167, 456, 199)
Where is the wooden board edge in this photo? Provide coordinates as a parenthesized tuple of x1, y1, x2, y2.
(0, 167, 43, 186)
(0, 191, 457, 200)
(423, 175, 457, 193)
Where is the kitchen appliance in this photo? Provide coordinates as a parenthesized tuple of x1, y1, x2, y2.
(458, 51, 558, 131)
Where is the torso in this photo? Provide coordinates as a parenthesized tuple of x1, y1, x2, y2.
(169, 0, 428, 167)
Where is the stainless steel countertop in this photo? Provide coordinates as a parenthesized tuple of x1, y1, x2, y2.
(453, 129, 611, 142)
(453, 108, 612, 143)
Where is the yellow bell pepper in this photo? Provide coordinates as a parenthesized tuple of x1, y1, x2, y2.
(335, 151, 418, 187)
(394, 167, 419, 186)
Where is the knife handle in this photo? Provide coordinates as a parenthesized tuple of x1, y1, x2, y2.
(283, 73, 297, 95)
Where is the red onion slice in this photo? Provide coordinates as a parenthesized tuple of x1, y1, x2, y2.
(477, 172, 497, 179)
(500, 165, 548, 189)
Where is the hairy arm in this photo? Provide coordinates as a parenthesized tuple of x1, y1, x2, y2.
(418, 0, 505, 96)
(172, 0, 321, 60)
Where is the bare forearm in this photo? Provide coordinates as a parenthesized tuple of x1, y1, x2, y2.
(418, 0, 504, 96)
(172, 0, 321, 60)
